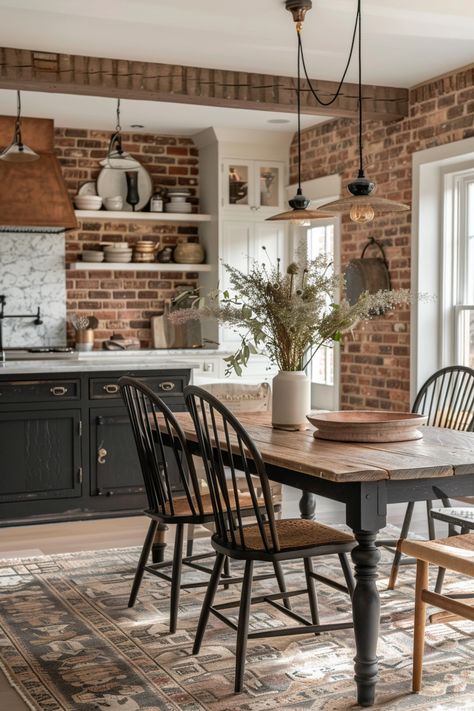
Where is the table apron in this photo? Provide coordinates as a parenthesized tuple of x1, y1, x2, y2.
(385, 473, 474, 505)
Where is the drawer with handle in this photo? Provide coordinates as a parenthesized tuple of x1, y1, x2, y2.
(0, 379, 80, 404)
(89, 375, 187, 400)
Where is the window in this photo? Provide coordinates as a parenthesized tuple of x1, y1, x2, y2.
(452, 172, 474, 367)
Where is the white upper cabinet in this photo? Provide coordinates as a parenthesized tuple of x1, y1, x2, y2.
(222, 159, 285, 216)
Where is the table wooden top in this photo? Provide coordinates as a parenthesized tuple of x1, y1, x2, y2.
(172, 412, 474, 483)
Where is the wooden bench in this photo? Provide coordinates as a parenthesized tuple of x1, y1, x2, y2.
(401, 533, 474, 692)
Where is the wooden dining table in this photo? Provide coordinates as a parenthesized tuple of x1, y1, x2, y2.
(167, 412, 474, 707)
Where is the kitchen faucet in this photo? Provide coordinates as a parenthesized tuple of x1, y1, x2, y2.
(0, 294, 43, 365)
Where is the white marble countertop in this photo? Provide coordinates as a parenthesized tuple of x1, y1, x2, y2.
(0, 354, 200, 375)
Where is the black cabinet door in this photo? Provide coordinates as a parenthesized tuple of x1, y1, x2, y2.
(0, 409, 82, 503)
(90, 406, 183, 498)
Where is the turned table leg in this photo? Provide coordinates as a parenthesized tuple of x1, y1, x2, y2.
(152, 522, 168, 563)
(299, 491, 317, 520)
(351, 530, 381, 707)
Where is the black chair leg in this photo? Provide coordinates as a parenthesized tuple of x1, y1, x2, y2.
(338, 552, 355, 597)
(388, 500, 415, 590)
(235, 560, 254, 693)
(128, 519, 158, 608)
(193, 552, 225, 654)
(273, 560, 291, 610)
(434, 566, 446, 593)
(223, 556, 231, 590)
(186, 523, 194, 558)
(169, 523, 184, 633)
(303, 557, 320, 626)
(426, 500, 436, 540)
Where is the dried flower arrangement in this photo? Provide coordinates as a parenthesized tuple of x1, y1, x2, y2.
(170, 247, 413, 376)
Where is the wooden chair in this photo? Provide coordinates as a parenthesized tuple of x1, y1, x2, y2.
(119, 376, 281, 633)
(184, 384, 356, 693)
(387, 366, 474, 590)
(401, 533, 474, 693)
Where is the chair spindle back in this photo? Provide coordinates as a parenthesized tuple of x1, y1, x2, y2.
(120, 376, 203, 517)
(184, 385, 280, 552)
(412, 365, 474, 431)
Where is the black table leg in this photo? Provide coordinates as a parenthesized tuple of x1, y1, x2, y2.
(299, 491, 317, 520)
(351, 530, 381, 707)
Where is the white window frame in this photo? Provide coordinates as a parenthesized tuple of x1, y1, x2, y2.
(411, 138, 474, 400)
(286, 174, 341, 410)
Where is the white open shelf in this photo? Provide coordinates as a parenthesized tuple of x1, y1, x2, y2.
(69, 261, 212, 272)
(74, 210, 212, 223)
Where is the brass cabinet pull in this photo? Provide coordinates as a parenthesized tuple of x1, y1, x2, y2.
(159, 381, 175, 392)
(103, 383, 119, 394)
(97, 447, 107, 464)
(50, 386, 68, 396)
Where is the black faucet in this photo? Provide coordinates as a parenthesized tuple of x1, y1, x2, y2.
(0, 294, 43, 363)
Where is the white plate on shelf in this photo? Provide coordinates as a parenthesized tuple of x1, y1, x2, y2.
(96, 157, 153, 211)
(78, 181, 98, 196)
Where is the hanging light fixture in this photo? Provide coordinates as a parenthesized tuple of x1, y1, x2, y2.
(104, 98, 137, 169)
(320, 0, 409, 223)
(267, 1, 331, 224)
(0, 91, 39, 163)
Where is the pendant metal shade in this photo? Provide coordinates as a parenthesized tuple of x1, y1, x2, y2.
(267, 188, 331, 222)
(320, 0, 409, 223)
(0, 91, 39, 163)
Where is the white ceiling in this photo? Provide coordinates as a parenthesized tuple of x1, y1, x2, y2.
(0, 0, 472, 135)
(0, 89, 326, 134)
(0, 0, 473, 88)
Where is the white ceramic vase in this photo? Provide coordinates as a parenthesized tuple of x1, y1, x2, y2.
(272, 370, 311, 430)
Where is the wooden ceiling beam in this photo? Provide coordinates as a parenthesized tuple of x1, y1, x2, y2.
(0, 47, 408, 122)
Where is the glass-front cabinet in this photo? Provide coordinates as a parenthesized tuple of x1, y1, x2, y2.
(222, 159, 284, 214)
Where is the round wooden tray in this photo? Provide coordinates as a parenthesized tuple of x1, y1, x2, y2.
(307, 410, 428, 443)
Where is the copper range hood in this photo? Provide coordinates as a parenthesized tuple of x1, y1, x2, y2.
(0, 116, 77, 233)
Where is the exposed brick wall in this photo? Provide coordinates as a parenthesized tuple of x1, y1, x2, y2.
(54, 129, 201, 348)
(292, 64, 474, 411)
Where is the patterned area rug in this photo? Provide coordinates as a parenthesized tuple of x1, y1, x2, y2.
(0, 543, 473, 711)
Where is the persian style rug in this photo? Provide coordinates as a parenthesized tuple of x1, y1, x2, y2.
(0, 544, 473, 711)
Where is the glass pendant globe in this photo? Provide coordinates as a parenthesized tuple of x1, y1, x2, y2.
(349, 203, 375, 224)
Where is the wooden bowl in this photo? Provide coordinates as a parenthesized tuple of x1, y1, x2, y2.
(307, 410, 428, 443)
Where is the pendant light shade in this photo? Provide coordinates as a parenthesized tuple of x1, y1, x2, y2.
(267, 1, 330, 224)
(320, 0, 409, 222)
(104, 98, 138, 169)
(0, 91, 39, 163)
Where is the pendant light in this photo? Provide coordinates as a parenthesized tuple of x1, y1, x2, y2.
(320, 0, 409, 223)
(267, 1, 330, 224)
(0, 91, 39, 163)
(104, 98, 137, 169)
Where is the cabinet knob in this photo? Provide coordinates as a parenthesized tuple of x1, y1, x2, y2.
(50, 386, 68, 396)
(97, 447, 107, 464)
(103, 383, 119, 394)
(158, 381, 175, 392)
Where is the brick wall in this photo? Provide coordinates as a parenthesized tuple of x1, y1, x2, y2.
(292, 64, 474, 411)
(55, 128, 201, 348)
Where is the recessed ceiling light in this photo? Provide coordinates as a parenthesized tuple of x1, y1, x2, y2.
(267, 118, 291, 124)
(130, 123, 145, 129)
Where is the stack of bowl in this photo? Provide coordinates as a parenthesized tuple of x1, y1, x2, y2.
(103, 243, 133, 263)
(133, 240, 158, 263)
(165, 189, 192, 214)
(82, 250, 104, 263)
(74, 195, 103, 211)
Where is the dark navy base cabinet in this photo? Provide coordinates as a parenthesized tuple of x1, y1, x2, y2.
(0, 367, 191, 525)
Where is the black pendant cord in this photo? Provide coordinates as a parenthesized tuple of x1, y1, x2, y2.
(15, 90, 22, 145)
(297, 0, 359, 108)
(357, 0, 364, 177)
(296, 28, 302, 193)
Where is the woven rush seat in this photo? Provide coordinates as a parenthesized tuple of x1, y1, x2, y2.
(401, 532, 474, 578)
(233, 518, 354, 551)
(162, 491, 262, 518)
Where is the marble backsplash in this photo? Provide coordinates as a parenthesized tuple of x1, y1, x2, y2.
(0, 232, 66, 347)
